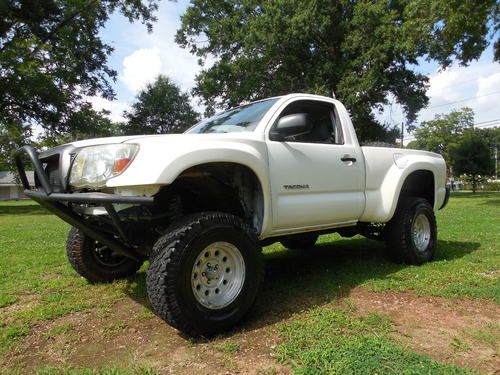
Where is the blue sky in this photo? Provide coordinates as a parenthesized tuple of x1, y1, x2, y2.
(92, 0, 500, 142)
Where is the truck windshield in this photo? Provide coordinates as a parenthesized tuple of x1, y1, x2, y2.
(186, 98, 279, 134)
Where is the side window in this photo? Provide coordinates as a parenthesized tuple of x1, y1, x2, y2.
(276, 100, 344, 144)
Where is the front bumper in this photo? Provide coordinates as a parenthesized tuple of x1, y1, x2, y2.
(13, 145, 154, 261)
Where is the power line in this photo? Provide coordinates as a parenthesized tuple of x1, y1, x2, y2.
(382, 92, 500, 126)
(475, 122, 500, 128)
(474, 118, 500, 126)
(427, 90, 500, 109)
(395, 119, 500, 138)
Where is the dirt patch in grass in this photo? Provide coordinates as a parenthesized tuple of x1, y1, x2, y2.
(2, 287, 499, 374)
(0, 294, 40, 321)
(2, 299, 290, 374)
(349, 289, 500, 374)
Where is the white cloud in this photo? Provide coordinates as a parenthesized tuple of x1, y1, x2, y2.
(419, 62, 500, 125)
(120, 47, 162, 93)
(376, 58, 500, 144)
(88, 96, 130, 123)
(106, 1, 211, 113)
(477, 72, 500, 108)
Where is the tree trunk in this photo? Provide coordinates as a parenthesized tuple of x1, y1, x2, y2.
(472, 175, 476, 193)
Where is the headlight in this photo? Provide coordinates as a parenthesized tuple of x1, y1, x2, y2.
(69, 144, 138, 189)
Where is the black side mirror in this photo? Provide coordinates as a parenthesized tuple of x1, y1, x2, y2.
(269, 113, 312, 141)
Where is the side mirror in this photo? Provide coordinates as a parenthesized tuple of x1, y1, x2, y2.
(269, 113, 312, 141)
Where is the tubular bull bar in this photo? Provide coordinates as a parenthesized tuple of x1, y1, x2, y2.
(13, 145, 154, 261)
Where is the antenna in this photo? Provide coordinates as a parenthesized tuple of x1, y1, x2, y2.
(331, 90, 336, 99)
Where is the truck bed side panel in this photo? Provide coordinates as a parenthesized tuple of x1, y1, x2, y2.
(360, 147, 447, 223)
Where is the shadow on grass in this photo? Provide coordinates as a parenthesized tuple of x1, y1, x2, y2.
(0, 204, 49, 216)
(480, 197, 500, 206)
(123, 237, 480, 340)
(451, 191, 499, 199)
(450, 191, 500, 205)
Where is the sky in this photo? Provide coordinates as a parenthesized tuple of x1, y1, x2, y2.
(92, 0, 500, 142)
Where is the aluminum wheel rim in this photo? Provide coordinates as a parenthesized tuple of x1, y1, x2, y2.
(411, 212, 431, 253)
(191, 242, 246, 310)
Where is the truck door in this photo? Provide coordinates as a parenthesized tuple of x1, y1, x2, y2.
(267, 99, 365, 231)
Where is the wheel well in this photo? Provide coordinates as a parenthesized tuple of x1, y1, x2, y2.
(155, 163, 264, 234)
(398, 170, 435, 207)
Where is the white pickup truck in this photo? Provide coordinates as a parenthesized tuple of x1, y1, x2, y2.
(15, 93, 449, 336)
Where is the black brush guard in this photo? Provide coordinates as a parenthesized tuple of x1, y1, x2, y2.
(13, 145, 154, 261)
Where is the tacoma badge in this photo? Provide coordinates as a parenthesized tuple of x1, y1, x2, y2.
(283, 184, 310, 190)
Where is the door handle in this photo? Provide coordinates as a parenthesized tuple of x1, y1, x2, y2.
(341, 155, 357, 163)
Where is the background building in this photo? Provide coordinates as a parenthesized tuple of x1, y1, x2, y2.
(0, 171, 34, 200)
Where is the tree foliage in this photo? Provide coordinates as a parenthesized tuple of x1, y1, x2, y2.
(176, 0, 499, 142)
(450, 133, 495, 193)
(409, 107, 474, 164)
(476, 126, 500, 148)
(0, 0, 158, 168)
(0, 122, 30, 170)
(123, 75, 199, 135)
(37, 104, 124, 148)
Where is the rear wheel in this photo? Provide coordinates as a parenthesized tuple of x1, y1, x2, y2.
(384, 198, 437, 264)
(66, 227, 143, 283)
(146, 212, 263, 337)
(281, 233, 319, 250)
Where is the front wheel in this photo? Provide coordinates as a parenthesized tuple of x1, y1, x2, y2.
(384, 198, 437, 265)
(146, 212, 263, 337)
(66, 227, 143, 283)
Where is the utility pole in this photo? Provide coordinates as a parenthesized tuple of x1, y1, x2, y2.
(401, 122, 404, 148)
(495, 143, 498, 180)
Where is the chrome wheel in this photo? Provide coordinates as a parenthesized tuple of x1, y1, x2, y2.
(411, 213, 431, 252)
(191, 242, 246, 310)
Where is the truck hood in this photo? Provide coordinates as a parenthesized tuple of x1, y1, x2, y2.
(66, 132, 261, 148)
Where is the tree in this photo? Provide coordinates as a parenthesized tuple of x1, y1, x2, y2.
(477, 127, 500, 148)
(123, 75, 199, 135)
(37, 104, 124, 149)
(476, 126, 500, 180)
(0, 122, 31, 170)
(176, 0, 498, 143)
(0, 104, 123, 170)
(410, 108, 474, 164)
(450, 133, 495, 193)
(0, 0, 158, 161)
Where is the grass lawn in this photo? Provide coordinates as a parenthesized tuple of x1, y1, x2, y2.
(0, 192, 499, 374)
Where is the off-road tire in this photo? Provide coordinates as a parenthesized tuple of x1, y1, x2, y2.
(384, 198, 437, 265)
(66, 227, 142, 283)
(146, 212, 263, 337)
(281, 233, 319, 249)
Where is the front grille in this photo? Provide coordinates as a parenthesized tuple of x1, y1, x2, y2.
(35, 156, 63, 193)
(35, 144, 76, 193)
(45, 159, 62, 193)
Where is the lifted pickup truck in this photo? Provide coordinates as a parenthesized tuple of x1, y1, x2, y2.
(15, 93, 450, 336)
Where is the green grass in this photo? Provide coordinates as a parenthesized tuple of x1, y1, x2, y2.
(276, 307, 474, 374)
(0, 201, 145, 354)
(216, 340, 240, 354)
(263, 191, 500, 303)
(463, 322, 500, 348)
(261, 192, 499, 374)
(0, 192, 499, 373)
